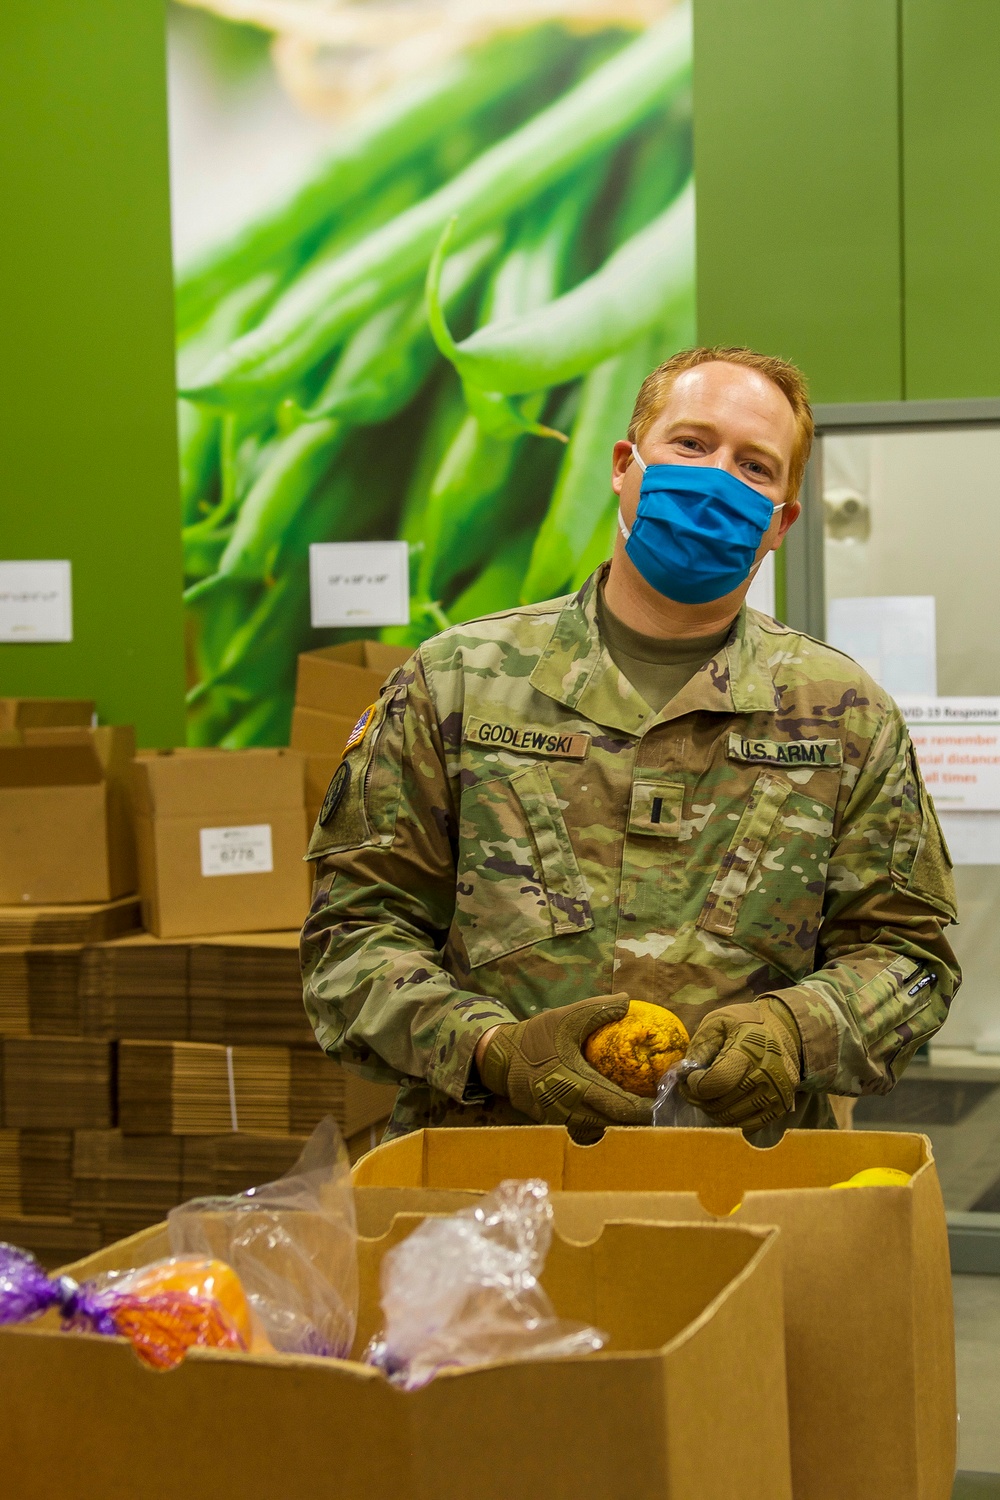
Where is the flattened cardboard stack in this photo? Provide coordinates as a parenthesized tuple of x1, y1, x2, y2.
(0, 1128, 73, 1216)
(0, 1214, 792, 1500)
(78, 932, 190, 1040)
(0, 895, 140, 947)
(290, 641, 410, 826)
(0, 945, 84, 1035)
(118, 1039, 395, 1140)
(189, 932, 314, 1046)
(2, 1038, 114, 1130)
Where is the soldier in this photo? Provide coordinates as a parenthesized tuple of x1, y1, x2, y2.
(301, 345, 960, 1142)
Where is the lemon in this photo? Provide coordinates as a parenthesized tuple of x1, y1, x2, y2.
(830, 1167, 912, 1190)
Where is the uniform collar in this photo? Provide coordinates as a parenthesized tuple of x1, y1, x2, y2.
(529, 566, 780, 736)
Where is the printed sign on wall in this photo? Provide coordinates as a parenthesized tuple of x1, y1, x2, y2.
(0, 561, 73, 643)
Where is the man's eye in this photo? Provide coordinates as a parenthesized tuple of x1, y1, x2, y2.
(745, 461, 769, 478)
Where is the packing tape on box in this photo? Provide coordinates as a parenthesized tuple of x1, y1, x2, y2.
(226, 1045, 239, 1133)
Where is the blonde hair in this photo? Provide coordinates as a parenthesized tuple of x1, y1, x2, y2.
(628, 345, 815, 501)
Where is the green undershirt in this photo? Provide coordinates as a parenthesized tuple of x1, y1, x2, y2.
(597, 586, 734, 715)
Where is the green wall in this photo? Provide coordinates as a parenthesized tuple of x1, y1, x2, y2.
(0, 0, 185, 746)
(902, 1, 1000, 398)
(694, 0, 1000, 405)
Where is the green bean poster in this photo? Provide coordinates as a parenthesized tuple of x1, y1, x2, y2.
(170, 0, 694, 746)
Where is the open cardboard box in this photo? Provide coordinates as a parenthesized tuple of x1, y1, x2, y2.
(353, 1126, 955, 1500)
(0, 1212, 790, 1500)
(0, 726, 136, 904)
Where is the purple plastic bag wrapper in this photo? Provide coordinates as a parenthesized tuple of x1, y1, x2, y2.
(364, 1178, 607, 1389)
(0, 1241, 118, 1336)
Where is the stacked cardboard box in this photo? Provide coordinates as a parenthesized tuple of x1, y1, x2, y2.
(0, 725, 137, 904)
(290, 641, 410, 826)
(0, 705, 394, 1266)
(132, 748, 311, 938)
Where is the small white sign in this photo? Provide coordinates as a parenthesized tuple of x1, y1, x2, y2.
(938, 812, 1000, 866)
(907, 725, 1000, 811)
(199, 824, 274, 877)
(0, 560, 73, 642)
(898, 696, 1000, 726)
(826, 595, 936, 696)
(902, 699, 1000, 862)
(309, 541, 410, 628)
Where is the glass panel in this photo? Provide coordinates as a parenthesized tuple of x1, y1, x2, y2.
(822, 427, 1000, 1215)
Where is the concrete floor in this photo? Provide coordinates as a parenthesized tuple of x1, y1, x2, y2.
(955, 1274, 1000, 1477)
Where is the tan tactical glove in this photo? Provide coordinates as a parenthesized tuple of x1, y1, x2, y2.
(479, 995, 654, 1129)
(678, 998, 802, 1133)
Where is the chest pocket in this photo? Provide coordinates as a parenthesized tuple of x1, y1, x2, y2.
(697, 772, 834, 980)
(455, 763, 593, 968)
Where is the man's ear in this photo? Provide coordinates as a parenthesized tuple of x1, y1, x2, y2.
(776, 497, 801, 541)
(611, 439, 633, 497)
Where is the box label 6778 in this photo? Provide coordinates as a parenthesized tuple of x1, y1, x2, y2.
(199, 824, 274, 877)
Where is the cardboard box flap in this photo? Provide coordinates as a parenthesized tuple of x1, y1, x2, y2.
(294, 642, 410, 715)
(132, 748, 305, 818)
(352, 1125, 932, 1215)
(0, 742, 104, 789)
(57, 1212, 778, 1365)
(0, 698, 93, 733)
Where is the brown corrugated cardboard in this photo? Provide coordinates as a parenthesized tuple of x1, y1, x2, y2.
(0, 945, 83, 1035)
(1, 1038, 114, 1130)
(289, 705, 355, 756)
(0, 698, 94, 734)
(78, 932, 191, 1039)
(0, 1214, 790, 1500)
(131, 748, 310, 938)
(294, 640, 411, 720)
(0, 726, 136, 904)
(118, 1039, 397, 1139)
(353, 1125, 955, 1500)
(0, 1213, 100, 1269)
(0, 1129, 73, 1216)
(0, 895, 140, 948)
(189, 931, 314, 1047)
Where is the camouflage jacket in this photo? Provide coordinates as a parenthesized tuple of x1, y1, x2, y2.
(301, 567, 960, 1139)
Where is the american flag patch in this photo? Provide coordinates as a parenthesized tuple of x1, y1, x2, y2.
(344, 703, 376, 753)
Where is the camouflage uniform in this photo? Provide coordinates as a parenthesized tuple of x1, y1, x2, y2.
(301, 567, 960, 1139)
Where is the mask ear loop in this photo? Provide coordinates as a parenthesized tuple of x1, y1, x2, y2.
(618, 442, 647, 542)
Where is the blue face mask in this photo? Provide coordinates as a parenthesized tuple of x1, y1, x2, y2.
(619, 446, 783, 605)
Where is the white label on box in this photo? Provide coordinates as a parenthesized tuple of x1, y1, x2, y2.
(0, 560, 73, 642)
(199, 824, 274, 877)
(309, 541, 410, 628)
(826, 594, 936, 695)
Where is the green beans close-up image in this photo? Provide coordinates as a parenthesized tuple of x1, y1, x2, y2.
(177, 2, 694, 747)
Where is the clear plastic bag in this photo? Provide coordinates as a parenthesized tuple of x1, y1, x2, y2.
(364, 1178, 607, 1389)
(168, 1115, 357, 1359)
(652, 1057, 716, 1127)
